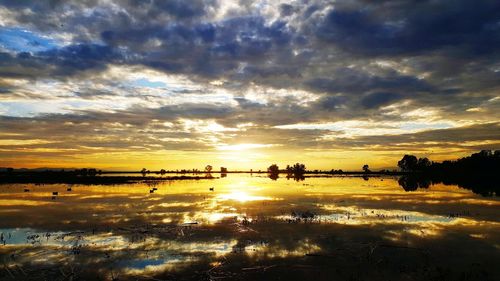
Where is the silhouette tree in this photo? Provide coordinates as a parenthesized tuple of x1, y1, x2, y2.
(290, 163, 306, 175)
(141, 168, 147, 177)
(220, 167, 227, 178)
(417, 157, 431, 170)
(362, 164, 370, 173)
(205, 165, 213, 173)
(268, 164, 279, 175)
(77, 168, 89, 176)
(398, 155, 418, 171)
(282, 163, 306, 180)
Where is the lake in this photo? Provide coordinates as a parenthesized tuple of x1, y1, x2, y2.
(0, 174, 498, 280)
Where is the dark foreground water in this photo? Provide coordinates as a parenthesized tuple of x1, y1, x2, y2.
(0, 175, 498, 280)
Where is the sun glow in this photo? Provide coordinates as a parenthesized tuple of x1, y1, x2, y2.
(216, 143, 277, 151)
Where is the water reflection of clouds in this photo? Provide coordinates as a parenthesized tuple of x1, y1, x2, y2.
(1, 225, 322, 277)
(0, 175, 499, 278)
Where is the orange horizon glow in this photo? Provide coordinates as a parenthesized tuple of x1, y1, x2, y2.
(0, 144, 485, 171)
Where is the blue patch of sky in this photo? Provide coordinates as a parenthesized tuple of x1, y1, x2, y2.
(0, 27, 60, 53)
(132, 78, 167, 88)
(0, 101, 68, 117)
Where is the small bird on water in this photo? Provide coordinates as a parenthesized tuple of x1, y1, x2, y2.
(209, 187, 214, 191)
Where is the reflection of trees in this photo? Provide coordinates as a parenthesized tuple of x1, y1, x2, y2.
(399, 176, 417, 191)
(396, 150, 499, 196)
(286, 174, 305, 181)
(398, 175, 431, 191)
(439, 176, 498, 197)
(268, 173, 279, 181)
(397, 174, 500, 197)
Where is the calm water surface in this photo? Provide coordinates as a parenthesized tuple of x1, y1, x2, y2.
(0, 175, 498, 280)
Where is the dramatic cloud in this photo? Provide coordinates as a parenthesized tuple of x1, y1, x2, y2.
(0, 0, 499, 169)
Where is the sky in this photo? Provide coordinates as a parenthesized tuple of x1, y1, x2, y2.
(0, 0, 499, 171)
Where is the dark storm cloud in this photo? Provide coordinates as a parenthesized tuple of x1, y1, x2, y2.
(315, 95, 346, 111)
(361, 92, 402, 109)
(99, 15, 293, 79)
(38, 43, 123, 74)
(146, 0, 215, 19)
(304, 68, 434, 95)
(1, 0, 497, 97)
(316, 0, 500, 56)
(0, 43, 124, 78)
(0, 0, 216, 26)
(0, 51, 45, 78)
(279, 4, 296, 17)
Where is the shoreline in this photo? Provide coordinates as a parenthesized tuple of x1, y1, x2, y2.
(0, 174, 218, 184)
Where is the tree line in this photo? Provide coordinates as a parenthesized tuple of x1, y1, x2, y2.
(397, 150, 500, 174)
(397, 150, 499, 196)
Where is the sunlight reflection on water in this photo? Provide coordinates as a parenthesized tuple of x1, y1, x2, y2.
(0, 174, 498, 279)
